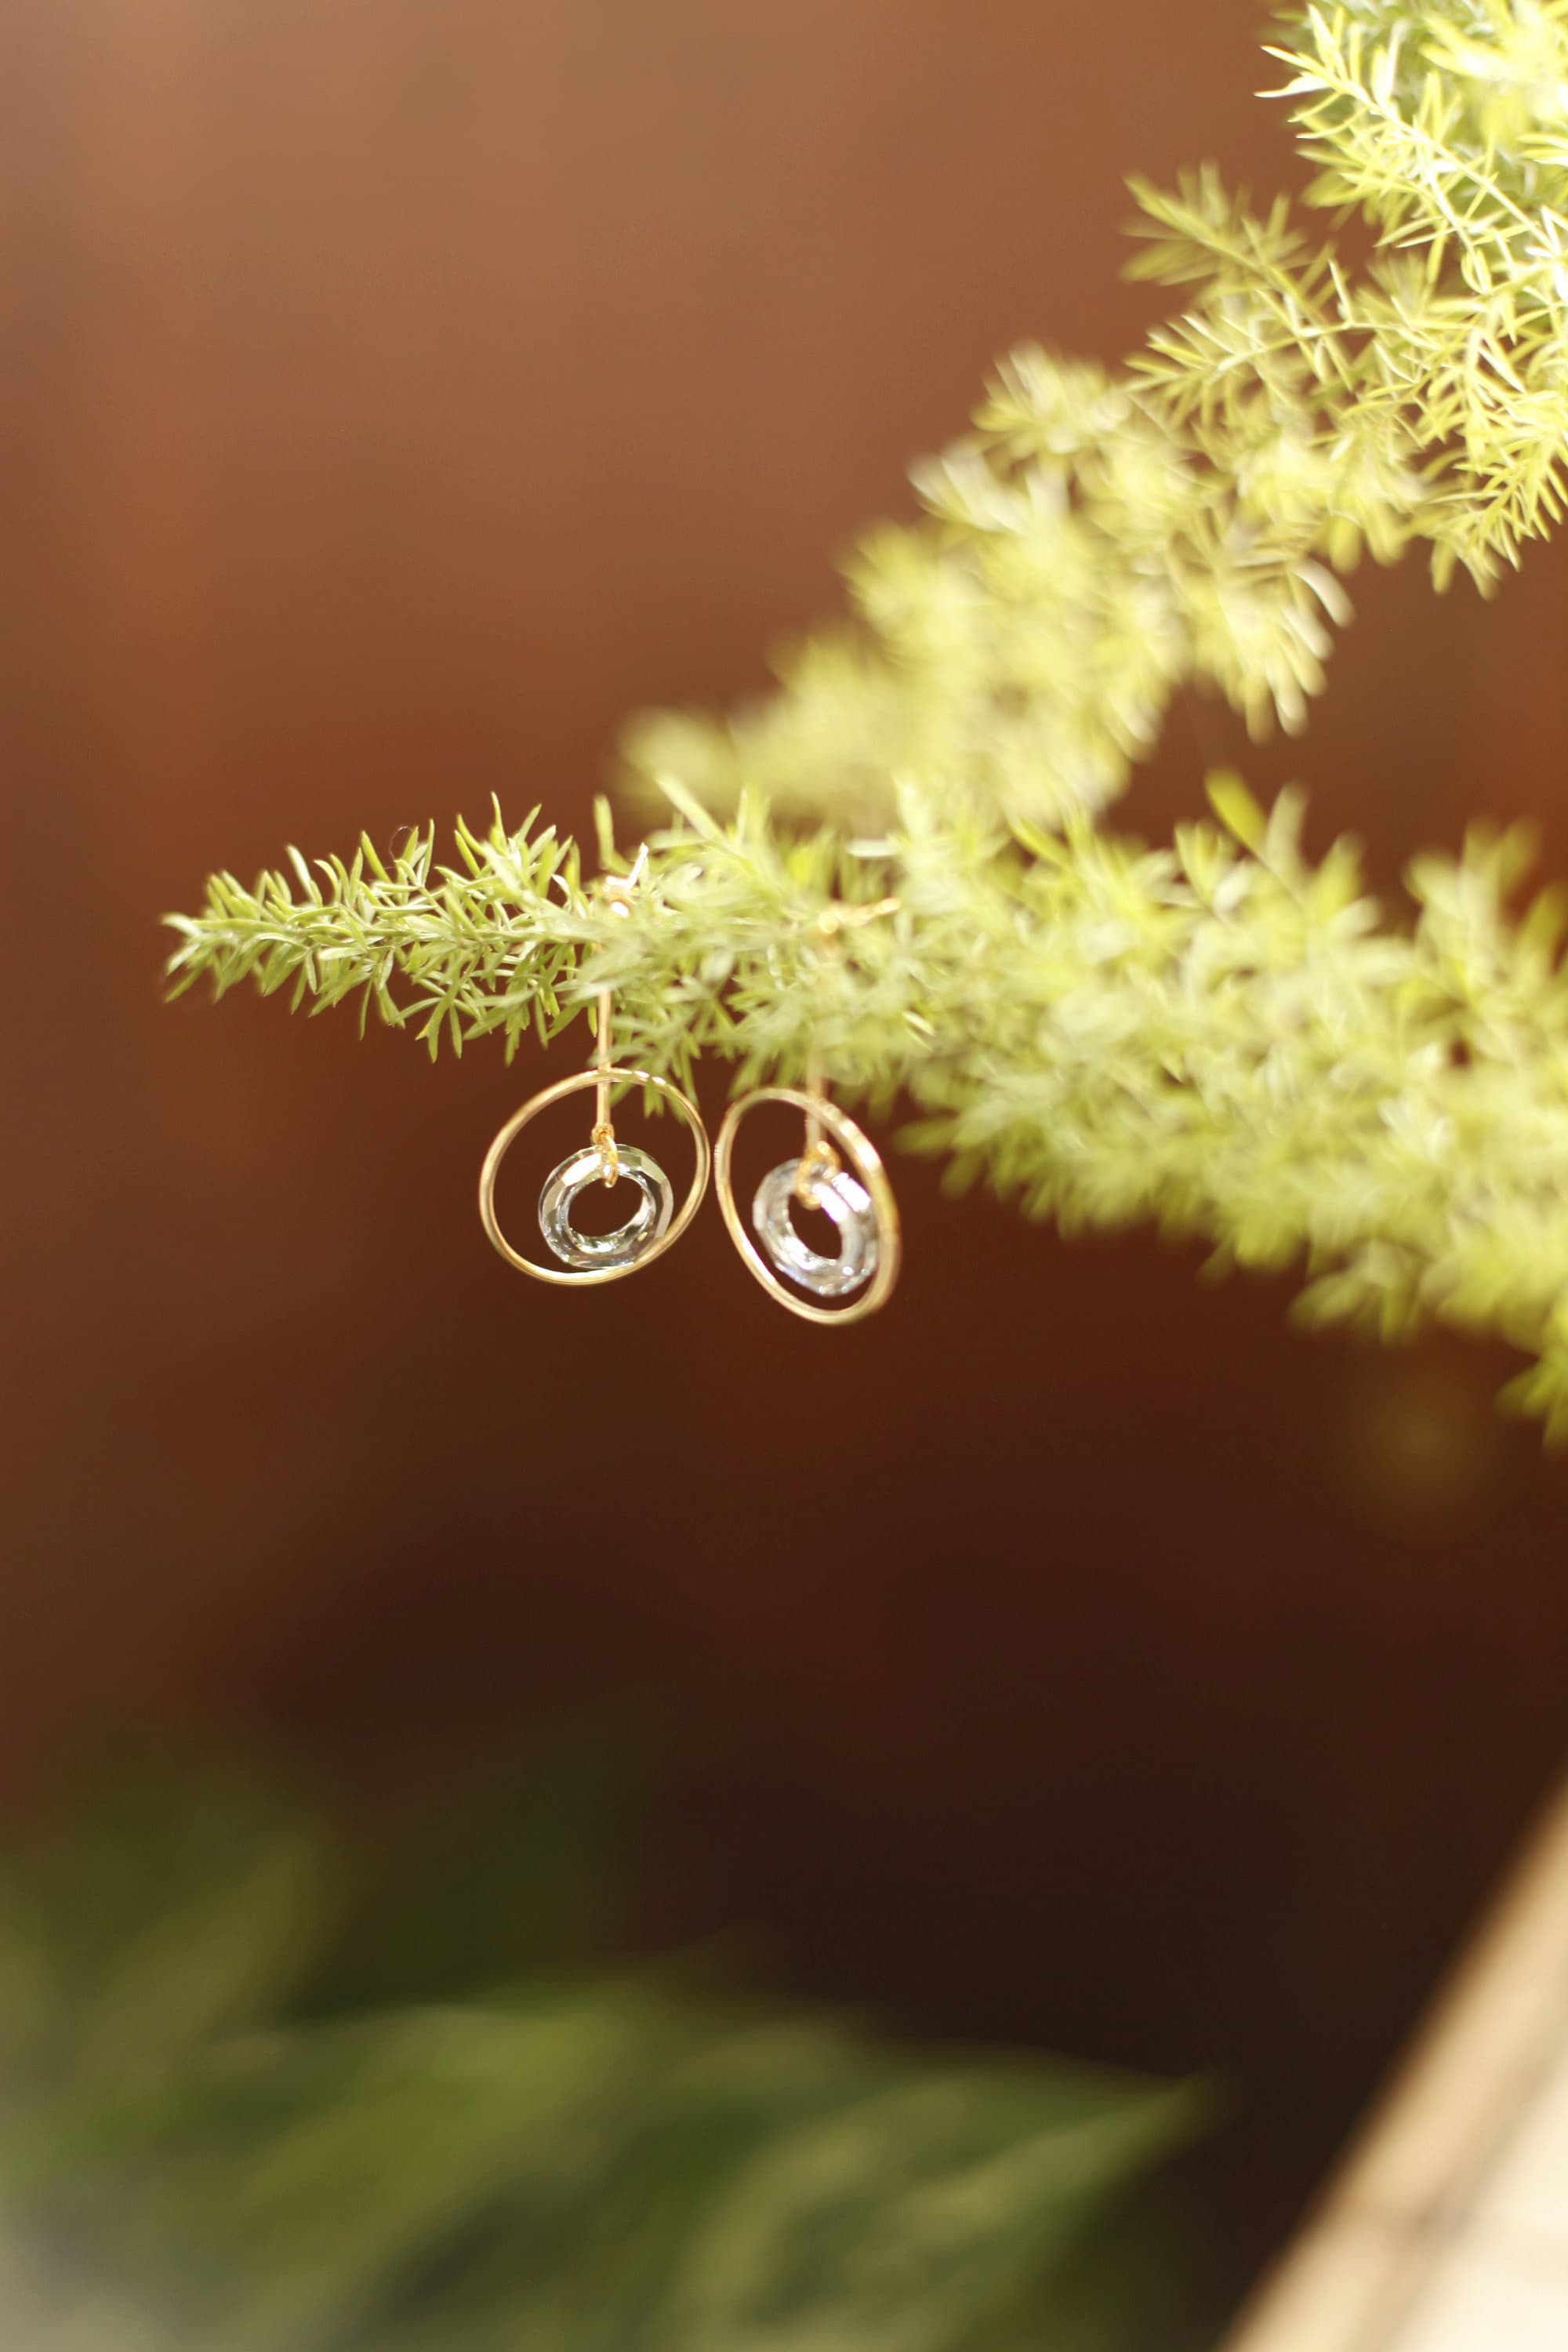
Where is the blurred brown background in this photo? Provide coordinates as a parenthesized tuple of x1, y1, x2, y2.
(4, 0, 1568, 2325)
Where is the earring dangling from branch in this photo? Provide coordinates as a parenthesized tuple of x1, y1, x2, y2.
(714, 1065, 900, 1325)
(477, 855, 710, 1286)
(713, 902, 902, 1325)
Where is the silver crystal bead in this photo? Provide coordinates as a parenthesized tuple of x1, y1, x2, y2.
(538, 1144, 674, 1271)
(752, 1157, 879, 1299)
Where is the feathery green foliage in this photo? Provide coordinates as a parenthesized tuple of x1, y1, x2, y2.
(169, 0, 1568, 1434)
(623, 0, 1568, 826)
(0, 1770, 1196, 2351)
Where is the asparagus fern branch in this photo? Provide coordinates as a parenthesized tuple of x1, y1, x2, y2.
(169, 0, 1568, 1436)
(623, 1, 1568, 828)
(169, 779, 1568, 1437)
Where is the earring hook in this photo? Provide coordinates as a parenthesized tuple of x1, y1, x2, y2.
(793, 896, 900, 1207)
(590, 846, 649, 1185)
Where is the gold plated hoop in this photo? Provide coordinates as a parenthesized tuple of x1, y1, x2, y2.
(713, 1085, 901, 1325)
(479, 1067, 710, 1286)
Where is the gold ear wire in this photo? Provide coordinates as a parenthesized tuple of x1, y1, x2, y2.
(589, 861, 640, 1188)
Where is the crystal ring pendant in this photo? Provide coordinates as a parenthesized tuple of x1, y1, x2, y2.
(539, 1143, 673, 1271)
(752, 1158, 879, 1298)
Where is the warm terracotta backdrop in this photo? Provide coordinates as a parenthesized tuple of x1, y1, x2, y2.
(5, 0, 1568, 2326)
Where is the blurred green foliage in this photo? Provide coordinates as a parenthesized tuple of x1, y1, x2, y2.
(0, 1762, 1199, 2352)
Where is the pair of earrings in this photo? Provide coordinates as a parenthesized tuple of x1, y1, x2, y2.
(476, 887, 900, 1325)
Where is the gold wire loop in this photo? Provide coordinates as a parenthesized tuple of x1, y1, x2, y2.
(713, 1086, 901, 1325)
(793, 1134, 841, 1204)
(590, 1121, 619, 1186)
(479, 1066, 710, 1286)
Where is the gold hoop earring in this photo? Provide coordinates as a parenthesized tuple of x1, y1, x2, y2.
(477, 864, 710, 1285)
(713, 1077, 900, 1325)
(479, 1065, 710, 1286)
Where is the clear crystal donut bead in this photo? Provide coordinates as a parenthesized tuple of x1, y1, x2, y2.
(538, 1145, 674, 1272)
(752, 1158, 880, 1300)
